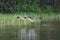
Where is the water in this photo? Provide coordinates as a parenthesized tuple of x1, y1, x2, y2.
(40, 21, 60, 40)
(0, 22, 60, 40)
(18, 28, 39, 40)
(18, 21, 60, 40)
(18, 28, 27, 40)
(28, 29, 37, 40)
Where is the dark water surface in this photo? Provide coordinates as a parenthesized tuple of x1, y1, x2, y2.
(0, 22, 60, 40)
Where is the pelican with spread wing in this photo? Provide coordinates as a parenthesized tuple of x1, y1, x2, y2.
(20, 16, 42, 27)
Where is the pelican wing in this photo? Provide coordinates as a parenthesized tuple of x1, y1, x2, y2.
(27, 18, 35, 22)
(20, 17, 25, 20)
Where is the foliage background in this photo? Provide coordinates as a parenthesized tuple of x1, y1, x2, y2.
(0, 0, 60, 13)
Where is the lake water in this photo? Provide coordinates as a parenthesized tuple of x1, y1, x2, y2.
(18, 21, 60, 40)
(18, 28, 39, 40)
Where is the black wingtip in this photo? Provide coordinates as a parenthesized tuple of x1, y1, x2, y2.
(17, 17, 19, 19)
(29, 16, 32, 18)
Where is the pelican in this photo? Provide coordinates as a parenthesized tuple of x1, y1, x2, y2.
(20, 16, 42, 23)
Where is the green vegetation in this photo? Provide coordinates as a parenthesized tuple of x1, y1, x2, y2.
(0, 0, 60, 13)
